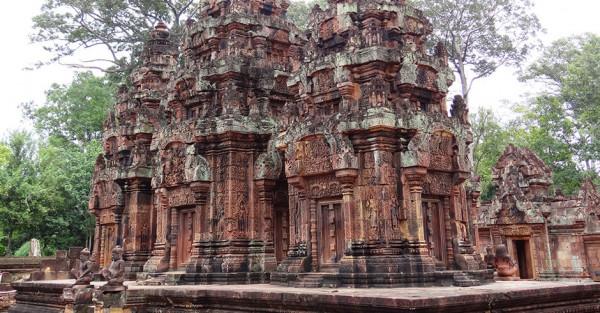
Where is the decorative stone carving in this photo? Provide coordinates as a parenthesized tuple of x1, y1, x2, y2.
(484, 246, 496, 269)
(494, 244, 518, 279)
(71, 248, 95, 286)
(255, 150, 282, 180)
(184, 145, 211, 182)
(101, 246, 126, 292)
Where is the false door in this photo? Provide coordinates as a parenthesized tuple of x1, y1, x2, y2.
(177, 209, 195, 268)
(423, 200, 446, 264)
(319, 202, 345, 265)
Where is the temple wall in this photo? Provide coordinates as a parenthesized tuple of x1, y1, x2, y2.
(550, 226, 587, 278)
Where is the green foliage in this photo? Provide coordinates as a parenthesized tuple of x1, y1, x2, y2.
(0, 131, 41, 255)
(510, 97, 583, 195)
(0, 144, 9, 166)
(34, 137, 100, 253)
(472, 35, 600, 198)
(13, 241, 31, 257)
(521, 34, 600, 182)
(470, 108, 511, 200)
(0, 71, 113, 255)
(413, 0, 541, 102)
(288, 0, 327, 31)
(31, 0, 196, 73)
(23, 72, 116, 143)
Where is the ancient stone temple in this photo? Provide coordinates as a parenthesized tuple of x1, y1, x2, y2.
(476, 145, 600, 280)
(88, 0, 491, 287)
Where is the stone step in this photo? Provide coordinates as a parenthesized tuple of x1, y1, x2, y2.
(453, 273, 481, 287)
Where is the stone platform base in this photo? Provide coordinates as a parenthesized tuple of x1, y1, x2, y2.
(0, 289, 15, 313)
(8, 280, 600, 313)
(271, 270, 493, 288)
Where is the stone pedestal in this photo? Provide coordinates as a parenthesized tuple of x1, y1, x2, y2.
(94, 290, 128, 313)
(63, 285, 94, 313)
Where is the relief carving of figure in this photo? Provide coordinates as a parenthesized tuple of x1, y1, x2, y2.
(185, 145, 211, 182)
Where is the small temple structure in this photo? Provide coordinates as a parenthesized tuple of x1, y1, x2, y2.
(476, 145, 600, 280)
(88, 0, 489, 287)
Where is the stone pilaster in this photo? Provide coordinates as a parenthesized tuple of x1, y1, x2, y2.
(404, 167, 429, 254)
(255, 179, 277, 272)
(336, 169, 358, 245)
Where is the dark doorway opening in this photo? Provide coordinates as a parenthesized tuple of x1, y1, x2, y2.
(514, 240, 533, 279)
(273, 162, 289, 265)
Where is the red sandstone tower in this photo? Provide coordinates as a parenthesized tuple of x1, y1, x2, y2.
(90, 0, 490, 286)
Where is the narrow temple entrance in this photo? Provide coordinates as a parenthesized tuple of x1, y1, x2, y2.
(273, 170, 290, 264)
(423, 200, 446, 266)
(274, 205, 289, 263)
(514, 239, 533, 279)
(318, 201, 344, 266)
(177, 209, 195, 268)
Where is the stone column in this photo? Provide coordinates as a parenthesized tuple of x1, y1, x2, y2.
(336, 169, 359, 245)
(100, 225, 107, 267)
(115, 212, 124, 247)
(186, 182, 210, 273)
(169, 203, 178, 270)
(443, 196, 454, 268)
(307, 194, 319, 272)
(469, 189, 481, 248)
(255, 180, 276, 242)
(255, 179, 277, 271)
(404, 167, 429, 254)
(92, 218, 101, 261)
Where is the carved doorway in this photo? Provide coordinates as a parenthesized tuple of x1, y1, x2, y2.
(318, 201, 344, 267)
(514, 239, 534, 279)
(423, 200, 446, 266)
(177, 209, 195, 268)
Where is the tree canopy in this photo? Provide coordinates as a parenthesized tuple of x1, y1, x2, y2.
(31, 0, 196, 73)
(413, 0, 541, 103)
(0, 71, 112, 255)
(471, 35, 600, 199)
(23, 72, 116, 144)
(521, 34, 600, 178)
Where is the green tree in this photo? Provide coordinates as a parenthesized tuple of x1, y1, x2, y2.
(34, 137, 100, 254)
(8, 71, 116, 255)
(23, 72, 116, 144)
(470, 107, 511, 200)
(511, 98, 583, 195)
(0, 131, 41, 255)
(32, 0, 196, 73)
(521, 34, 600, 183)
(413, 0, 541, 103)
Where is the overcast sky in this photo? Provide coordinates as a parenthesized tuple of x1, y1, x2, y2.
(0, 0, 599, 137)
